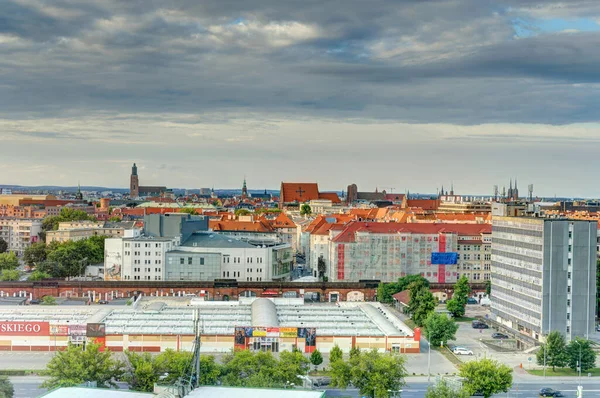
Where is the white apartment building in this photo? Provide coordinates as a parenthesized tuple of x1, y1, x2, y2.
(104, 236, 177, 281)
(0, 218, 42, 256)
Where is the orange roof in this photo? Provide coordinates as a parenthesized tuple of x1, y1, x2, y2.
(280, 182, 320, 203)
(406, 199, 440, 211)
(271, 212, 296, 228)
(318, 192, 341, 204)
(209, 219, 274, 233)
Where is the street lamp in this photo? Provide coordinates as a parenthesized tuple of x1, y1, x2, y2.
(574, 340, 582, 386)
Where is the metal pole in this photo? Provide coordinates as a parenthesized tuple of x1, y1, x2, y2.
(427, 341, 431, 383)
(543, 344, 546, 378)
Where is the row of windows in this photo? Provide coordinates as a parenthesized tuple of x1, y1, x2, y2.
(126, 242, 164, 248)
(128, 275, 162, 280)
(246, 277, 263, 281)
(223, 271, 241, 277)
(180, 257, 205, 265)
(224, 257, 265, 264)
(132, 267, 161, 273)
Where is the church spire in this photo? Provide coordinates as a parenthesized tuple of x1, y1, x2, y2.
(242, 177, 248, 198)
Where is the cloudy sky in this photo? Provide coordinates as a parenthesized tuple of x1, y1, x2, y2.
(1, 0, 600, 197)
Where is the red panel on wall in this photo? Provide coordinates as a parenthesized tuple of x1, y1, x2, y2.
(0, 322, 50, 336)
(438, 234, 446, 252)
(438, 264, 446, 283)
(337, 245, 345, 280)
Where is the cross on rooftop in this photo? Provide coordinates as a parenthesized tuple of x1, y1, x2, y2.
(296, 187, 305, 197)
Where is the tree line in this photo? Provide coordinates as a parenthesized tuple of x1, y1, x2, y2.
(536, 331, 597, 372)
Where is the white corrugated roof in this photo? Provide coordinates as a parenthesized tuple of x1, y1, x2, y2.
(188, 387, 325, 398)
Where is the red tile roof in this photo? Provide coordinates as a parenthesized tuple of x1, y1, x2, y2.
(209, 219, 274, 232)
(332, 222, 492, 243)
(280, 182, 320, 204)
(406, 199, 440, 211)
(271, 212, 296, 228)
(318, 192, 341, 204)
(392, 290, 411, 306)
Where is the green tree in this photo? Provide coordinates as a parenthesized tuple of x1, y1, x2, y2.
(377, 275, 430, 304)
(566, 338, 597, 372)
(536, 331, 568, 371)
(124, 351, 157, 392)
(331, 349, 407, 398)
(426, 379, 469, 398)
(199, 355, 221, 386)
(23, 242, 47, 266)
(42, 343, 124, 389)
(42, 236, 107, 278)
(220, 350, 279, 387)
(41, 296, 57, 305)
(485, 279, 491, 296)
(235, 209, 251, 217)
(425, 312, 458, 347)
(179, 208, 197, 215)
(310, 349, 323, 369)
(300, 204, 312, 216)
(125, 349, 195, 392)
(459, 358, 512, 398)
(0, 238, 7, 254)
(276, 350, 310, 387)
(446, 276, 471, 318)
(330, 344, 343, 363)
(0, 376, 14, 398)
(0, 252, 19, 270)
(407, 281, 437, 327)
(108, 216, 122, 222)
(349, 346, 361, 360)
(0, 270, 20, 281)
(28, 270, 51, 281)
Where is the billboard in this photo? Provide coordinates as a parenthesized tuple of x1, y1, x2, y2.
(86, 323, 105, 338)
(266, 327, 280, 337)
(279, 327, 298, 338)
(252, 327, 267, 337)
(298, 327, 316, 353)
(431, 252, 458, 265)
(0, 322, 49, 336)
(69, 325, 87, 336)
(49, 325, 69, 336)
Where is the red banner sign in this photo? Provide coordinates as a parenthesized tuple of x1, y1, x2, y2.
(50, 325, 69, 336)
(0, 322, 50, 336)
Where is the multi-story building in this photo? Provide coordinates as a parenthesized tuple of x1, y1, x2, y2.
(491, 216, 597, 341)
(105, 236, 177, 281)
(328, 222, 491, 284)
(46, 221, 141, 244)
(174, 232, 293, 282)
(0, 219, 42, 256)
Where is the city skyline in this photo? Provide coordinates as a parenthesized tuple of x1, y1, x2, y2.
(2, 1, 600, 196)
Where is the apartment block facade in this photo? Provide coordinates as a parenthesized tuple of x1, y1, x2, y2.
(0, 219, 42, 256)
(491, 216, 597, 341)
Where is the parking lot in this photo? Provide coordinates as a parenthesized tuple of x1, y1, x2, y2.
(449, 306, 534, 370)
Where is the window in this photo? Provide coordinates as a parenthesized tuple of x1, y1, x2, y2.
(223, 271, 226, 277)
(566, 326, 570, 333)
(568, 258, 572, 265)
(568, 272, 571, 279)
(567, 286, 571, 293)
(567, 299, 571, 307)
(569, 231, 572, 238)
(188, 257, 192, 265)
(227, 271, 229, 277)
(567, 313, 570, 320)
(200, 258, 204, 265)
(180, 258, 185, 265)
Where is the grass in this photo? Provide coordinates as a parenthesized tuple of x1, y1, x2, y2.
(526, 368, 600, 377)
(432, 346, 463, 368)
(0, 370, 38, 376)
(308, 369, 331, 377)
(452, 316, 475, 322)
(403, 319, 417, 330)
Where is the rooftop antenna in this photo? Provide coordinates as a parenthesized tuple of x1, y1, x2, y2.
(528, 184, 534, 203)
(493, 185, 498, 202)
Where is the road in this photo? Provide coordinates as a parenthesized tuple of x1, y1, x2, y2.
(9, 376, 47, 398)
(325, 380, 600, 397)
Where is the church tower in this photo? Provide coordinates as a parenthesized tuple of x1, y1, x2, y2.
(241, 177, 248, 199)
(130, 163, 139, 199)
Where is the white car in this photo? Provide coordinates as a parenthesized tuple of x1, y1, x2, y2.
(453, 347, 473, 356)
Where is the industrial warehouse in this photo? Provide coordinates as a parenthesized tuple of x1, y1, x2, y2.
(0, 297, 418, 353)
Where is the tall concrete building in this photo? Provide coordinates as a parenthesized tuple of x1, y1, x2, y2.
(491, 216, 597, 342)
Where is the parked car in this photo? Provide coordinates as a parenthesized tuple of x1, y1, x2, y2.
(539, 388, 564, 397)
(466, 297, 479, 304)
(29, 299, 40, 305)
(452, 347, 473, 356)
(492, 332, 509, 339)
(472, 321, 489, 329)
(596, 324, 600, 332)
(98, 300, 108, 304)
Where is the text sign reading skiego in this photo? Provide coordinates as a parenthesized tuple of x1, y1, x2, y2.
(0, 322, 50, 336)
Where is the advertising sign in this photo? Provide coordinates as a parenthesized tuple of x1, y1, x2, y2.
(49, 325, 69, 336)
(234, 327, 248, 346)
(86, 323, 105, 338)
(69, 325, 87, 336)
(298, 327, 316, 353)
(252, 327, 267, 337)
(266, 327, 280, 337)
(431, 252, 458, 265)
(279, 327, 298, 338)
(0, 322, 49, 336)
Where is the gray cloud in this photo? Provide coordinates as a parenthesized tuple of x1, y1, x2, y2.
(2, 0, 600, 195)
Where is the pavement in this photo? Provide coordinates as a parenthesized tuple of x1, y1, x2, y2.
(0, 353, 52, 370)
(9, 376, 48, 398)
(325, 380, 600, 397)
